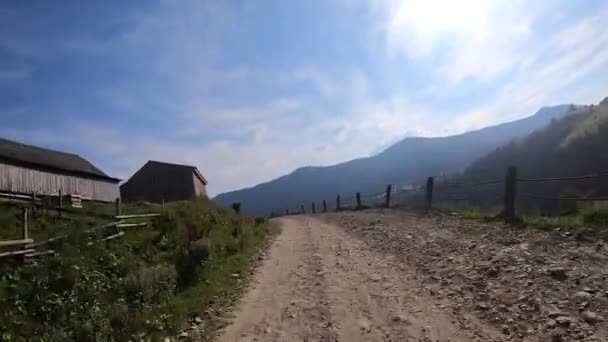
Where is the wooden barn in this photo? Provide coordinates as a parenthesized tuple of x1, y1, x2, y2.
(120, 161, 208, 203)
(0, 137, 120, 202)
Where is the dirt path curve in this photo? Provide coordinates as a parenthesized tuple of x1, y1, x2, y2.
(218, 216, 501, 342)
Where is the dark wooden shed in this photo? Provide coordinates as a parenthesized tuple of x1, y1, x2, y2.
(120, 161, 208, 203)
(0, 137, 120, 202)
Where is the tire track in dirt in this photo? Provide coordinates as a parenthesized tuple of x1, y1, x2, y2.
(218, 216, 501, 341)
(218, 216, 337, 342)
(309, 217, 500, 342)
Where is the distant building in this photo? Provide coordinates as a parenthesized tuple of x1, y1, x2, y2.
(120, 161, 208, 203)
(0, 137, 120, 202)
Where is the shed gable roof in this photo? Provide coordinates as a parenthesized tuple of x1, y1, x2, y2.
(0, 137, 119, 182)
(124, 160, 207, 185)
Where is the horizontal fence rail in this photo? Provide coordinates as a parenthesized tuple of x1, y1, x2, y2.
(518, 172, 608, 182)
(522, 194, 608, 201)
(0, 207, 155, 261)
(435, 179, 504, 189)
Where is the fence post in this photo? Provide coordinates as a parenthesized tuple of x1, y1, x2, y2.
(504, 166, 518, 222)
(301, 204, 305, 214)
(323, 200, 327, 213)
(425, 177, 434, 211)
(336, 195, 341, 211)
(356, 192, 361, 209)
(115, 198, 122, 217)
(22, 208, 29, 240)
(58, 189, 63, 209)
(312, 202, 316, 214)
(385, 184, 392, 208)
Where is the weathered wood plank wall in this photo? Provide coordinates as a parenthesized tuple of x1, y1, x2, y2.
(192, 173, 207, 198)
(0, 162, 119, 202)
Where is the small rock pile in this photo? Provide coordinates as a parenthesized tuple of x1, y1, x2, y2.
(329, 210, 608, 342)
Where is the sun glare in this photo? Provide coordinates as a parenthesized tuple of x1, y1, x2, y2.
(390, 0, 498, 35)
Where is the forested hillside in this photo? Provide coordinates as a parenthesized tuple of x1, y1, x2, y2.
(454, 98, 608, 214)
(215, 105, 572, 215)
(466, 100, 606, 180)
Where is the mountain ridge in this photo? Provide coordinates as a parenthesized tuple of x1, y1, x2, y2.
(214, 104, 574, 215)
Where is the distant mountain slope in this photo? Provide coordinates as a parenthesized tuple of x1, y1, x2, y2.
(465, 100, 608, 181)
(453, 98, 608, 215)
(214, 105, 573, 215)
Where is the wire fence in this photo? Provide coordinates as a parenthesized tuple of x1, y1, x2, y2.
(279, 166, 608, 221)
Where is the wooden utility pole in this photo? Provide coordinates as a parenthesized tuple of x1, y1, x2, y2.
(356, 192, 361, 209)
(425, 177, 434, 211)
(385, 184, 392, 208)
(504, 166, 518, 222)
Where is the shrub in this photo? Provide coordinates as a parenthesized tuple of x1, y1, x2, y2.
(0, 199, 271, 339)
(231, 202, 241, 214)
(123, 265, 177, 307)
(231, 224, 242, 238)
(255, 217, 266, 225)
(175, 239, 210, 288)
(190, 238, 211, 264)
(583, 208, 608, 226)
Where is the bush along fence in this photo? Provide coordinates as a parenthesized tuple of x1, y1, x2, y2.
(279, 166, 608, 223)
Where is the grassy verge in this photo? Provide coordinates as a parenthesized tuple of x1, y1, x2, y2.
(435, 201, 608, 240)
(160, 218, 275, 336)
(434, 202, 502, 220)
(0, 199, 273, 340)
(522, 203, 608, 240)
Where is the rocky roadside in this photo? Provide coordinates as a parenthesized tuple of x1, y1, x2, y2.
(323, 210, 608, 342)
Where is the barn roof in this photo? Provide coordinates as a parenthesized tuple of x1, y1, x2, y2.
(146, 160, 208, 185)
(0, 137, 119, 182)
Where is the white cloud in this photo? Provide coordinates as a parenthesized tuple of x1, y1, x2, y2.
(375, 0, 571, 86)
(183, 96, 307, 139)
(458, 11, 608, 127)
(381, 0, 498, 59)
(0, 67, 31, 83)
(6, 0, 608, 197)
(293, 68, 337, 97)
(9, 66, 442, 195)
(100, 90, 139, 112)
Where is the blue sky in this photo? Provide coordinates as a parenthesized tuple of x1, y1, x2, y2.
(1, 0, 608, 195)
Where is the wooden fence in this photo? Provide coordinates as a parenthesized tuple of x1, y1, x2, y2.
(279, 166, 608, 223)
(0, 205, 159, 260)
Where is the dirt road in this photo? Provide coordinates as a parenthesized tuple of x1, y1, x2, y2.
(218, 215, 501, 342)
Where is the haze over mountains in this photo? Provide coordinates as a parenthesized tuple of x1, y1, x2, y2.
(214, 104, 575, 215)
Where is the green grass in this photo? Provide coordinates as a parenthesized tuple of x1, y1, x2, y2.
(522, 215, 584, 229)
(160, 220, 273, 333)
(435, 202, 502, 220)
(521, 203, 608, 239)
(438, 200, 608, 240)
(0, 199, 273, 340)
